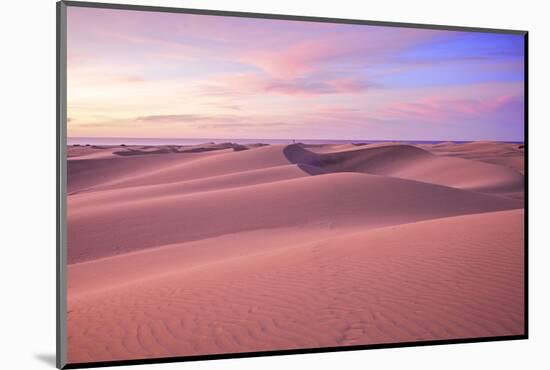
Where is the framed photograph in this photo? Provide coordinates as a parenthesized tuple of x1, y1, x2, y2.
(56, 1, 528, 368)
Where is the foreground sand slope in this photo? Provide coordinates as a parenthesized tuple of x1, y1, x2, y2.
(68, 209, 524, 363)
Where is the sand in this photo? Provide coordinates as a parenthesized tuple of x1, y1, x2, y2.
(66, 141, 525, 364)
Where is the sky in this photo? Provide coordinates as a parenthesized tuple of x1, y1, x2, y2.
(67, 7, 525, 141)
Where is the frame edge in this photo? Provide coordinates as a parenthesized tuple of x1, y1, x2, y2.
(62, 0, 527, 35)
(523, 32, 529, 339)
(56, 2, 529, 368)
(57, 1, 68, 369)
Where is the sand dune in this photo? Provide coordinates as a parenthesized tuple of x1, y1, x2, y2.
(285, 143, 524, 197)
(68, 144, 292, 194)
(68, 171, 521, 263)
(67, 151, 206, 194)
(67, 209, 524, 363)
(66, 141, 525, 364)
(69, 164, 310, 208)
(420, 141, 525, 174)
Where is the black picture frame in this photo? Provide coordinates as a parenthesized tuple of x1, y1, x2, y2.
(56, 1, 528, 368)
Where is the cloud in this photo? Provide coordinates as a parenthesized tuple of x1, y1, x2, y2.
(263, 77, 370, 96)
(191, 72, 372, 98)
(196, 121, 288, 129)
(238, 28, 446, 80)
(240, 40, 337, 78)
(137, 114, 211, 123)
(218, 104, 241, 111)
(378, 94, 524, 124)
(116, 76, 146, 83)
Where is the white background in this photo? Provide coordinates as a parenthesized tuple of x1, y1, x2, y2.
(2, 0, 548, 369)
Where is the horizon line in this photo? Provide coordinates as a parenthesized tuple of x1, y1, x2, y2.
(67, 136, 525, 143)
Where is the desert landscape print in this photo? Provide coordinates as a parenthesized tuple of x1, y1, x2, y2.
(65, 6, 525, 365)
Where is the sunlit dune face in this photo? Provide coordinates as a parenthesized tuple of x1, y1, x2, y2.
(67, 7, 524, 141)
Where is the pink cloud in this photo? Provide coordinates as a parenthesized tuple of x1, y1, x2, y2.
(305, 107, 367, 124)
(239, 28, 445, 79)
(263, 77, 370, 96)
(240, 40, 345, 78)
(191, 72, 371, 97)
(379, 94, 523, 123)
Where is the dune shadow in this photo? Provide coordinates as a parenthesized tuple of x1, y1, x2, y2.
(113, 143, 251, 156)
(113, 147, 181, 156)
(34, 353, 56, 367)
(296, 163, 329, 176)
(282, 142, 429, 177)
(283, 144, 327, 176)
